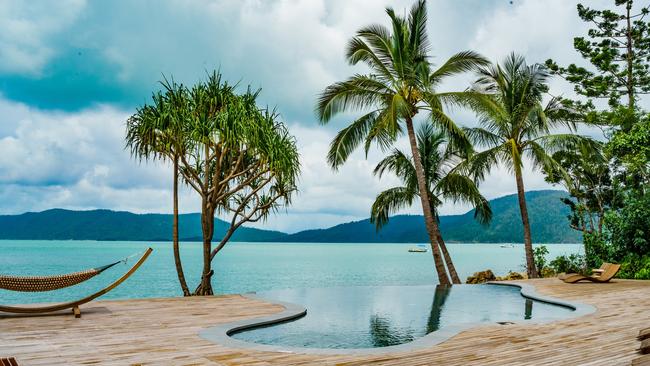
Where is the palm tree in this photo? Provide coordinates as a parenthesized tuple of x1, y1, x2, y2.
(316, 0, 488, 286)
(463, 53, 590, 278)
(370, 124, 492, 284)
(126, 80, 192, 296)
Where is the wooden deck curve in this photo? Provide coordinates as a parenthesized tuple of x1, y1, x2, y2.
(1, 278, 647, 365)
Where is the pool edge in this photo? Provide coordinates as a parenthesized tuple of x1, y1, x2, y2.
(198, 282, 596, 355)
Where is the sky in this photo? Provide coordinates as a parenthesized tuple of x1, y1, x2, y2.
(0, 0, 615, 233)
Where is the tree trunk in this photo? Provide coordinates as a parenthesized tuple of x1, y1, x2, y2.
(435, 224, 461, 284)
(211, 226, 236, 261)
(625, 1, 635, 110)
(405, 117, 451, 286)
(194, 200, 215, 295)
(195, 143, 215, 296)
(514, 165, 538, 278)
(172, 156, 191, 296)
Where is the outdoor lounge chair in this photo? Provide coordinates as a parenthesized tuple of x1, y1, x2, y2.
(560, 262, 620, 284)
(0, 248, 152, 318)
(0, 358, 18, 366)
(558, 262, 610, 281)
(640, 327, 650, 341)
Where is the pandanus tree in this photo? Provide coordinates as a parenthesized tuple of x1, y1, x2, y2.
(126, 79, 192, 296)
(316, 0, 488, 285)
(208, 109, 299, 261)
(463, 53, 593, 278)
(370, 124, 492, 284)
(127, 72, 299, 295)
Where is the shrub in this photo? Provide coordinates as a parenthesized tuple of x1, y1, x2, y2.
(540, 267, 557, 278)
(549, 254, 587, 275)
(583, 232, 610, 268)
(606, 191, 650, 259)
(533, 245, 549, 275)
(618, 254, 650, 279)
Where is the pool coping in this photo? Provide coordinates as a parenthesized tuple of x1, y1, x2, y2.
(198, 281, 596, 355)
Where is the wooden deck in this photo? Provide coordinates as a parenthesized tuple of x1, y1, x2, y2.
(1, 278, 648, 365)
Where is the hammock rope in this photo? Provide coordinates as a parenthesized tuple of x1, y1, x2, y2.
(0, 250, 146, 293)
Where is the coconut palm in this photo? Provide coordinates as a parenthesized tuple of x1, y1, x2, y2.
(463, 53, 590, 278)
(371, 124, 492, 284)
(316, 0, 488, 285)
(125, 80, 192, 296)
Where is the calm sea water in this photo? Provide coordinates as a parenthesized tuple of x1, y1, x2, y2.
(0, 241, 582, 305)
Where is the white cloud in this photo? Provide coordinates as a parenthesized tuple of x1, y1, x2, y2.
(0, 0, 612, 233)
(0, 0, 86, 75)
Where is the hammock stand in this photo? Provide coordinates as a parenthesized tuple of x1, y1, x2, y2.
(0, 247, 152, 318)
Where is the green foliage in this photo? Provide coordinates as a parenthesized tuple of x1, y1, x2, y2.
(465, 54, 591, 182)
(583, 232, 609, 268)
(533, 245, 549, 275)
(543, 1, 650, 281)
(605, 190, 650, 259)
(546, 1, 650, 110)
(464, 53, 593, 278)
(549, 254, 587, 275)
(127, 71, 300, 294)
(618, 254, 650, 279)
(544, 142, 612, 236)
(607, 115, 650, 183)
(126, 71, 300, 229)
(316, 0, 488, 169)
(371, 124, 491, 229)
(540, 267, 557, 278)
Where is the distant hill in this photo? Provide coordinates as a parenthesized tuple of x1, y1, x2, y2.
(283, 190, 581, 243)
(0, 190, 581, 243)
(0, 209, 287, 242)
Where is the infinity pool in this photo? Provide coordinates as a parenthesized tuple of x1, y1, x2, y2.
(230, 284, 576, 349)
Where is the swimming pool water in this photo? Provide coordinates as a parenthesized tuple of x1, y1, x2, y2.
(231, 284, 576, 349)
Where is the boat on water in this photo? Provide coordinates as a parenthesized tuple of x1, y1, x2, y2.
(408, 244, 428, 253)
(500, 244, 515, 248)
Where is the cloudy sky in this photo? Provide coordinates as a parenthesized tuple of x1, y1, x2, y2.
(0, 0, 614, 233)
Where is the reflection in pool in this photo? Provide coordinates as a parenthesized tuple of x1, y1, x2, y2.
(231, 284, 575, 349)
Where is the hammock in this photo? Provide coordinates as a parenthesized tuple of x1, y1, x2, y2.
(0, 248, 152, 318)
(0, 262, 121, 292)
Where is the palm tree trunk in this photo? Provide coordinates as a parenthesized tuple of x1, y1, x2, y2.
(514, 165, 538, 278)
(405, 117, 451, 286)
(172, 156, 191, 296)
(426, 285, 451, 333)
(435, 225, 461, 284)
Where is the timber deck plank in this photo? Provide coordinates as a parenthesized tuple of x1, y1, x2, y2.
(0, 279, 646, 365)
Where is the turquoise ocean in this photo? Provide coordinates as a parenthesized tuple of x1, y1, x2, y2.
(0, 241, 582, 305)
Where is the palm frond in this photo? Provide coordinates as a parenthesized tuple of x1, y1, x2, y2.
(430, 50, 489, 85)
(435, 173, 492, 225)
(316, 74, 389, 123)
(327, 110, 380, 169)
(370, 186, 417, 229)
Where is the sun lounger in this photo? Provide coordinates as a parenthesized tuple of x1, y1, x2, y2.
(591, 262, 609, 276)
(560, 263, 620, 284)
(640, 328, 650, 341)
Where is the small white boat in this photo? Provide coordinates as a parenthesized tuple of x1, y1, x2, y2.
(500, 244, 515, 248)
(408, 244, 428, 253)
